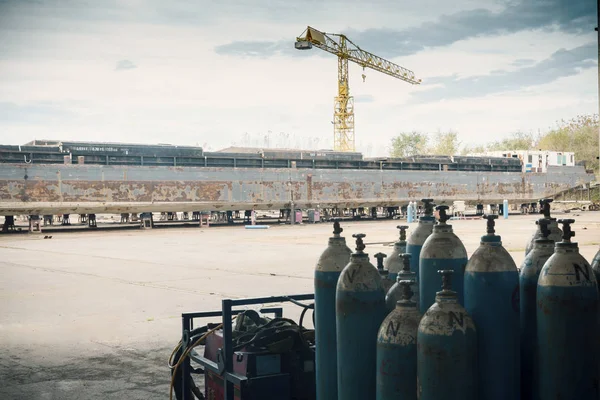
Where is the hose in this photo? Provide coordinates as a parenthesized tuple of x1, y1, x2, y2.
(282, 296, 314, 310)
(168, 326, 209, 370)
(169, 317, 237, 400)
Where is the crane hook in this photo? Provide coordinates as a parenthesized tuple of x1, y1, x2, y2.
(362, 73, 366, 83)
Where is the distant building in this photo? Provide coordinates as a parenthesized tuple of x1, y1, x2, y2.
(469, 150, 575, 173)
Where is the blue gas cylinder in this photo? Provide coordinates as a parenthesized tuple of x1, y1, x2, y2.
(418, 270, 477, 400)
(407, 203, 414, 223)
(419, 205, 467, 314)
(314, 219, 352, 400)
(519, 219, 554, 400)
(464, 215, 520, 400)
(384, 225, 408, 283)
(386, 253, 419, 311)
(406, 199, 435, 281)
(525, 199, 563, 256)
(537, 219, 599, 400)
(376, 279, 421, 400)
(336, 233, 386, 400)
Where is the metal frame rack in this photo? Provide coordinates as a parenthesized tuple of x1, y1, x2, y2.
(179, 293, 315, 400)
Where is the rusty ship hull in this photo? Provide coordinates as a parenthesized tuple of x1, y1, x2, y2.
(0, 163, 593, 215)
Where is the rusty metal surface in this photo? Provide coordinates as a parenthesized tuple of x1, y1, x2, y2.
(0, 164, 594, 215)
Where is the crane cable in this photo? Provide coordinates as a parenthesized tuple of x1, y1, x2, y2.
(168, 316, 238, 400)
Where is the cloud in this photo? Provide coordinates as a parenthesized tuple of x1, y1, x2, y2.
(412, 42, 597, 102)
(115, 59, 136, 71)
(0, 101, 75, 124)
(214, 0, 595, 58)
(214, 41, 296, 58)
(354, 94, 375, 103)
(511, 58, 536, 67)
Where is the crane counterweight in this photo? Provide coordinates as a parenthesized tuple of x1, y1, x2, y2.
(295, 26, 420, 152)
(294, 41, 312, 50)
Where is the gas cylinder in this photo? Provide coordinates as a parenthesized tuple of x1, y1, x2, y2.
(591, 245, 600, 282)
(336, 233, 386, 400)
(519, 218, 553, 400)
(537, 219, 599, 400)
(405, 199, 435, 281)
(407, 202, 414, 223)
(314, 219, 352, 400)
(417, 270, 477, 400)
(375, 252, 394, 293)
(384, 225, 409, 283)
(386, 253, 419, 311)
(419, 205, 467, 314)
(525, 198, 563, 256)
(376, 279, 421, 400)
(464, 215, 520, 400)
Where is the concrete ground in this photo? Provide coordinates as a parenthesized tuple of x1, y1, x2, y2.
(1, 212, 599, 399)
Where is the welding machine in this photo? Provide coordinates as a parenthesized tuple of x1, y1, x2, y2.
(170, 294, 316, 400)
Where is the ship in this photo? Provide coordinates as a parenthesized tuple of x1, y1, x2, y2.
(0, 140, 594, 216)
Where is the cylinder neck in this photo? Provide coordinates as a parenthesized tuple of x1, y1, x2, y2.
(533, 239, 554, 247)
(350, 252, 369, 261)
(397, 300, 417, 308)
(555, 242, 578, 251)
(480, 236, 502, 245)
(433, 224, 453, 233)
(436, 291, 458, 303)
(328, 237, 346, 246)
(397, 270, 416, 282)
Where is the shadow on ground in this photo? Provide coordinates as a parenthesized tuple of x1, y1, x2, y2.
(0, 345, 186, 400)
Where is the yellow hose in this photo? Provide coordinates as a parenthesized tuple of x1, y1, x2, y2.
(169, 316, 237, 400)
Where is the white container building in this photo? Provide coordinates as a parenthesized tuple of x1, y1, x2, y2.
(470, 150, 575, 173)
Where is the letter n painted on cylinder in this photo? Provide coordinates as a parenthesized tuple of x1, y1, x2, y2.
(448, 311, 464, 328)
(573, 263, 591, 282)
(386, 321, 399, 337)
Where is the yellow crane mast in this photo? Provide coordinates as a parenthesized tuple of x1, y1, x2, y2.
(295, 26, 421, 152)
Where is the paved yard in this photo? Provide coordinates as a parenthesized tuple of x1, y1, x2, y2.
(1, 213, 599, 399)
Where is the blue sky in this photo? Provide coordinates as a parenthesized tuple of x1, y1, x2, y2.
(0, 0, 597, 156)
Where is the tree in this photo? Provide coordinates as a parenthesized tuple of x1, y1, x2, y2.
(429, 130, 461, 155)
(487, 131, 535, 151)
(538, 114, 599, 173)
(461, 144, 487, 155)
(390, 132, 429, 157)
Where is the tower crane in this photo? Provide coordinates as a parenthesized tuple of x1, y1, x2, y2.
(295, 26, 421, 152)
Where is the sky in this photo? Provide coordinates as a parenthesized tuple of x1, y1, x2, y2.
(0, 0, 597, 156)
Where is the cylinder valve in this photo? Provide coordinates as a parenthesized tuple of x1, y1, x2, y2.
(374, 252, 387, 273)
(397, 225, 408, 241)
(437, 205, 450, 224)
(332, 218, 343, 237)
(422, 198, 435, 216)
(539, 198, 553, 218)
(353, 233, 366, 253)
(483, 214, 498, 235)
(557, 219, 575, 242)
(537, 218, 551, 239)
